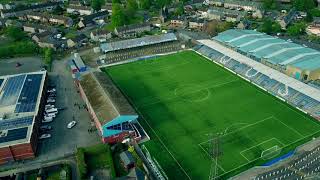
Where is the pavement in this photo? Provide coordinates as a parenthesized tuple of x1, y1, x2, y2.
(0, 56, 43, 76)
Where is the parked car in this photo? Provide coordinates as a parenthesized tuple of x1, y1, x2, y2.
(47, 99, 56, 103)
(42, 117, 53, 123)
(40, 125, 52, 131)
(67, 121, 77, 129)
(47, 88, 56, 93)
(39, 134, 51, 139)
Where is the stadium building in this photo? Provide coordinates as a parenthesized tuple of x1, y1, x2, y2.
(99, 33, 181, 65)
(0, 71, 47, 164)
(212, 29, 320, 81)
(78, 71, 146, 144)
(194, 31, 320, 119)
(100, 33, 177, 53)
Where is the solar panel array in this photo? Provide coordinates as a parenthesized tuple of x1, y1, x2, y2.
(15, 74, 43, 113)
(0, 127, 28, 143)
(0, 75, 26, 107)
(0, 116, 33, 131)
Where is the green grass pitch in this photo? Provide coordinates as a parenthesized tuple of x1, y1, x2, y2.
(104, 51, 320, 179)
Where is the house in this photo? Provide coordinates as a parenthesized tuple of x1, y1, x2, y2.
(67, 5, 92, 15)
(22, 23, 55, 34)
(0, 2, 60, 18)
(278, 8, 297, 29)
(119, 151, 135, 171)
(170, 16, 187, 28)
(32, 31, 66, 50)
(67, 34, 88, 48)
(188, 18, 206, 31)
(90, 29, 112, 42)
(25, 13, 73, 27)
(114, 23, 151, 38)
(78, 10, 108, 28)
(0, 3, 15, 10)
(160, 6, 168, 23)
(101, 5, 112, 14)
(206, 9, 223, 21)
(237, 20, 251, 29)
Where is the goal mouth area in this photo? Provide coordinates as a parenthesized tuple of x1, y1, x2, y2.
(261, 145, 282, 160)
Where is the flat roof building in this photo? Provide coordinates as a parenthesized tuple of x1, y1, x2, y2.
(0, 71, 47, 164)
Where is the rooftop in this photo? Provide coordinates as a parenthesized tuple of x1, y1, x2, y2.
(100, 33, 177, 53)
(213, 29, 320, 71)
(79, 71, 136, 125)
(0, 71, 46, 148)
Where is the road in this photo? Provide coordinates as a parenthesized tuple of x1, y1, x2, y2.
(0, 157, 78, 180)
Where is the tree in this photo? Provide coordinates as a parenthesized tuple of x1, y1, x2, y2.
(5, 26, 26, 41)
(174, 3, 184, 16)
(306, 11, 314, 22)
(260, 19, 273, 34)
(112, 0, 121, 3)
(44, 48, 53, 66)
(293, 0, 315, 11)
(126, 0, 138, 17)
(139, 0, 150, 9)
(112, 3, 125, 27)
(154, 0, 171, 8)
(91, 0, 105, 11)
(272, 21, 281, 33)
(287, 22, 306, 36)
(263, 0, 276, 10)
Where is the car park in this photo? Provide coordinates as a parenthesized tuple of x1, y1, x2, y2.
(39, 134, 51, 140)
(67, 121, 77, 129)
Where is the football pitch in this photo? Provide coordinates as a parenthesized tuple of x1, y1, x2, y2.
(104, 51, 320, 179)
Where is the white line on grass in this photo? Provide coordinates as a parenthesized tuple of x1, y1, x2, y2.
(142, 116, 192, 180)
(239, 138, 283, 162)
(199, 116, 274, 145)
(139, 79, 239, 108)
(198, 144, 226, 172)
(273, 116, 304, 138)
(216, 128, 320, 179)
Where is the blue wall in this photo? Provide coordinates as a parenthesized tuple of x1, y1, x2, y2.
(102, 115, 138, 137)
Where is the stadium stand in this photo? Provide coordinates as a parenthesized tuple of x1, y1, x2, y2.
(254, 146, 320, 180)
(99, 33, 182, 65)
(213, 29, 320, 82)
(194, 39, 320, 119)
(78, 71, 148, 143)
(0, 71, 47, 164)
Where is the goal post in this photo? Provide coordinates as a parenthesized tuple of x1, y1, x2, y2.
(261, 145, 282, 160)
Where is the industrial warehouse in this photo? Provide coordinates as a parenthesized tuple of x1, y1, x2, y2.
(0, 71, 47, 164)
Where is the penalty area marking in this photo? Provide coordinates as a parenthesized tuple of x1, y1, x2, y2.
(240, 138, 285, 162)
(199, 116, 274, 146)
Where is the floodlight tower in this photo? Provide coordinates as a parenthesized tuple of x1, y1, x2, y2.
(208, 133, 223, 180)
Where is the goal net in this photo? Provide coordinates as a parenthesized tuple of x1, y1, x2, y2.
(261, 145, 282, 160)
